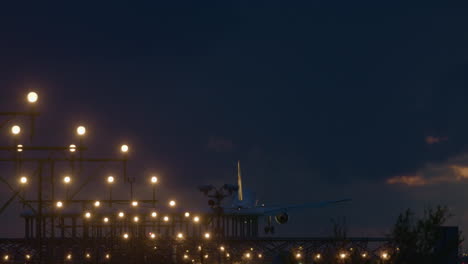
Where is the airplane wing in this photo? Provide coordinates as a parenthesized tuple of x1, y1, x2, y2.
(260, 198, 351, 216)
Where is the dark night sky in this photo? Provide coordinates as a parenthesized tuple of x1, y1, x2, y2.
(2, 1, 468, 242)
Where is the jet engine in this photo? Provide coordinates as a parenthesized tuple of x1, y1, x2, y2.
(274, 213, 289, 224)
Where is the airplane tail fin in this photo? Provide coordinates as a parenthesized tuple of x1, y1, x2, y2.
(237, 160, 243, 201)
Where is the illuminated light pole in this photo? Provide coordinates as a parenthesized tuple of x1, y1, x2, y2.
(76, 125, 86, 165)
(107, 176, 114, 207)
(11, 125, 21, 136)
(17, 144, 23, 152)
(103, 217, 109, 224)
(118, 211, 125, 218)
(150, 176, 158, 207)
(63, 176, 71, 200)
(151, 211, 157, 218)
(56, 201, 63, 208)
(123, 233, 129, 240)
(169, 200, 176, 207)
(163, 216, 169, 222)
(120, 144, 129, 153)
(94, 200, 101, 208)
(19, 176, 28, 185)
(69, 144, 76, 152)
(133, 216, 139, 223)
(131, 200, 138, 207)
(177, 232, 184, 240)
(193, 216, 200, 223)
(84, 212, 91, 219)
(27, 92, 38, 104)
(204, 232, 211, 239)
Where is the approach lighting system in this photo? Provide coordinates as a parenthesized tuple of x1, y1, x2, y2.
(120, 144, 129, 153)
(69, 144, 76, 152)
(63, 176, 71, 184)
(27, 91, 39, 103)
(151, 176, 158, 184)
(107, 176, 114, 183)
(19, 176, 28, 185)
(76, 126, 86, 136)
(11, 125, 21, 135)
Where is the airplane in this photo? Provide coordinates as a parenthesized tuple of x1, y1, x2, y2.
(199, 161, 351, 234)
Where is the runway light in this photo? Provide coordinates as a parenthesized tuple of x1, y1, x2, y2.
(204, 232, 211, 239)
(11, 125, 21, 135)
(69, 144, 76, 152)
(120, 144, 129, 153)
(151, 176, 158, 184)
(193, 216, 200, 223)
(163, 216, 169, 222)
(177, 232, 184, 239)
(131, 201, 138, 207)
(17, 144, 23, 152)
(123, 233, 129, 239)
(94, 201, 101, 207)
(118, 211, 125, 218)
(84, 212, 91, 219)
(107, 176, 114, 184)
(184, 212, 190, 217)
(103, 217, 109, 223)
(20, 176, 28, 185)
(151, 212, 157, 218)
(63, 176, 71, 184)
(381, 252, 389, 260)
(169, 200, 176, 207)
(76, 126, 86, 136)
(133, 216, 139, 223)
(56, 201, 63, 208)
(27, 92, 38, 103)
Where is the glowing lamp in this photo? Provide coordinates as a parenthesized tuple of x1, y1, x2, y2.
(27, 92, 38, 103)
(11, 125, 21, 135)
(76, 126, 86, 136)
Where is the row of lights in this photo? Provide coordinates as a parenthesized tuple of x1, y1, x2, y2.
(83, 211, 200, 223)
(121, 231, 210, 240)
(18, 175, 157, 185)
(54, 198, 178, 209)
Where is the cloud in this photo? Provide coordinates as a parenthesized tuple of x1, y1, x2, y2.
(386, 153, 468, 186)
(207, 137, 235, 152)
(425, 136, 448, 145)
